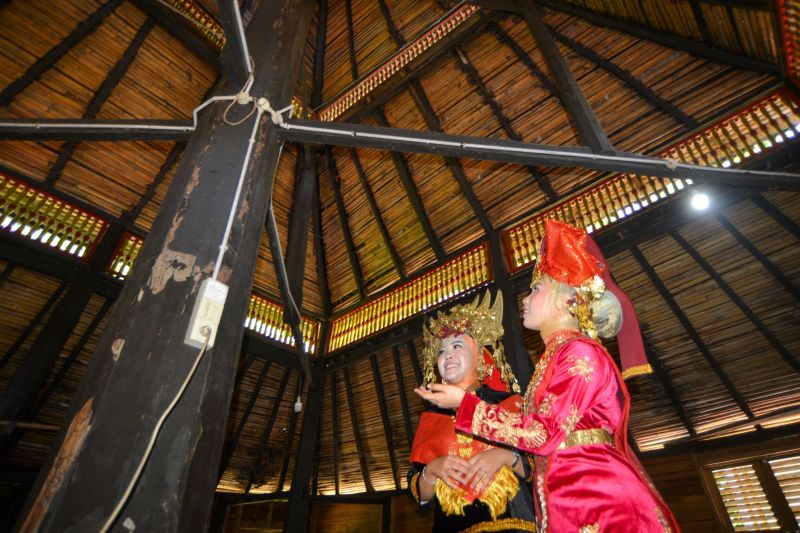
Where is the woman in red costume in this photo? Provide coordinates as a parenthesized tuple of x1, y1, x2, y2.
(416, 219, 680, 532)
(408, 291, 537, 532)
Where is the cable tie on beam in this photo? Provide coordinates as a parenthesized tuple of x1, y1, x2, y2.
(665, 158, 679, 170)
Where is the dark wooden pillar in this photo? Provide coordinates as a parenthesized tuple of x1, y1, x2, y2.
(283, 362, 326, 533)
(16, 1, 314, 531)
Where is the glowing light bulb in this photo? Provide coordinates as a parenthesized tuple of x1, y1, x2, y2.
(691, 192, 710, 210)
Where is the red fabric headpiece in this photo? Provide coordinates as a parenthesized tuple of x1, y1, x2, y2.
(537, 219, 602, 286)
(536, 218, 652, 379)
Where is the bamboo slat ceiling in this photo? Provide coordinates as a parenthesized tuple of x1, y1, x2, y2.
(0, 0, 799, 512)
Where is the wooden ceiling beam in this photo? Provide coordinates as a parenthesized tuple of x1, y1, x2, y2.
(216, 0, 250, 89)
(485, 22, 558, 99)
(751, 194, 800, 239)
(0, 119, 193, 141)
(312, 176, 331, 316)
(311, 0, 328, 108)
(284, 145, 316, 320)
(0, 264, 14, 287)
(670, 230, 800, 374)
(406, 339, 424, 386)
(275, 378, 302, 493)
(264, 205, 313, 381)
(0, 0, 123, 106)
(0, 223, 125, 424)
(644, 341, 697, 438)
(348, 148, 406, 278)
(714, 213, 800, 301)
(629, 245, 758, 422)
(373, 110, 446, 261)
(217, 359, 273, 479)
(325, 147, 366, 300)
(343, 367, 375, 492)
(392, 346, 415, 450)
(27, 298, 113, 419)
(451, 46, 558, 201)
(277, 119, 800, 189)
(332, 369, 341, 495)
(550, 28, 699, 129)
(133, 0, 220, 67)
(520, 3, 614, 153)
(688, 0, 713, 44)
(0, 281, 68, 374)
(370, 354, 401, 490)
(245, 365, 292, 493)
(45, 18, 155, 186)
(344, 0, 359, 79)
(534, 0, 779, 75)
(127, 142, 185, 222)
(284, 363, 325, 531)
(406, 79, 492, 234)
(340, 11, 502, 124)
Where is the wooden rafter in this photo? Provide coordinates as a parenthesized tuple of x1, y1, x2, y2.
(688, 0, 713, 44)
(406, 78, 491, 234)
(751, 194, 800, 239)
(392, 346, 414, 450)
(370, 355, 400, 490)
(550, 29, 699, 128)
(714, 213, 800, 301)
(277, 119, 800, 189)
(373, 110, 446, 260)
(534, 0, 780, 75)
(0, 0, 123, 105)
(245, 366, 292, 493)
(127, 143, 185, 222)
(343, 367, 374, 492)
(285, 145, 315, 317)
(275, 378, 302, 493)
(133, 0, 220, 66)
(218, 359, 273, 478)
(0, 281, 68, 373)
(629, 246, 757, 422)
(347, 147, 405, 278)
(45, 18, 156, 186)
(331, 369, 341, 495)
(520, 3, 614, 153)
(451, 46, 558, 200)
(644, 341, 697, 437)
(325, 147, 366, 299)
(27, 298, 114, 418)
(670, 230, 800, 374)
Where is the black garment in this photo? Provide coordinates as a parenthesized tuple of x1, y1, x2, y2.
(407, 386, 536, 533)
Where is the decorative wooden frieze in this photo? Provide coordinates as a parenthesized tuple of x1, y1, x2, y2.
(327, 243, 491, 352)
(0, 173, 106, 259)
(503, 90, 800, 272)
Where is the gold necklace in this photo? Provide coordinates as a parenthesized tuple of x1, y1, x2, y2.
(522, 329, 582, 413)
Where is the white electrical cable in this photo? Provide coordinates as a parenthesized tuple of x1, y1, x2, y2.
(98, 330, 211, 533)
(211, 104, 263, 280)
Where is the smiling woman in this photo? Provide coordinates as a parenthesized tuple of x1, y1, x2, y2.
(407, 291, 536, 533)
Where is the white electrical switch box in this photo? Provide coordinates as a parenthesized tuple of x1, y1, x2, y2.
(184, 278, 229, 349)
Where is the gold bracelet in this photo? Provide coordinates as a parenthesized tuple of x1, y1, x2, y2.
(421, 466, 437, 485)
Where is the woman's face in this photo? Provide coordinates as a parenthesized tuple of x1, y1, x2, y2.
(436, 334, 478, 388)
(522, 278, 550, 331)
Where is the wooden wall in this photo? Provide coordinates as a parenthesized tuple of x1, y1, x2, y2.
(219, 434, 800, 532)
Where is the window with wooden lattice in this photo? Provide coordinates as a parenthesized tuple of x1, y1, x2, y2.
(708, 454, 800, 532)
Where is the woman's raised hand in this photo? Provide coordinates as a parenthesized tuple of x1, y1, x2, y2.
(426, 455, 471, 490)
(413, 383, 466, 409)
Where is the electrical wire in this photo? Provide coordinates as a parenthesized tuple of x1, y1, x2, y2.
(98, 329, 211, 533)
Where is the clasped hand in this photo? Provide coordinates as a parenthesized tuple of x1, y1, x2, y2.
(427, 448, 512, 494)
(413, 383, 466, 409)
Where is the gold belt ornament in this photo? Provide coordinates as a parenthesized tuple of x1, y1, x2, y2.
(558, 428, 613, 449)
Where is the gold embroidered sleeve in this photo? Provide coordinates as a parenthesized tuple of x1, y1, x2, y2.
(471, 401, 547, 450)
(567, 354, 596, 382)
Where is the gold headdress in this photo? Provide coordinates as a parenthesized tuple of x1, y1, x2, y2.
(422, 290, 520, 393)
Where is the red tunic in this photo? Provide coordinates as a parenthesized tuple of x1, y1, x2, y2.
(455, 337, 680, 533)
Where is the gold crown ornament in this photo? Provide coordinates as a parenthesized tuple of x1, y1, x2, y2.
(422, 290, 520, 393)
